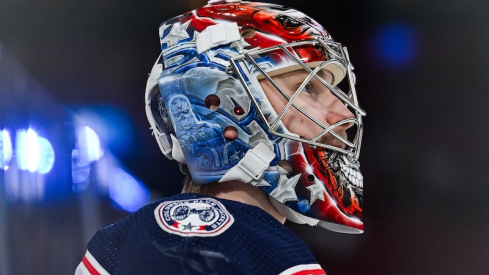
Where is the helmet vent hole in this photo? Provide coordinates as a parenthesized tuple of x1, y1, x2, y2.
(277, 160, 293, 174)
(307, 174, 315, 182)
(223, 126, 238, 141)
(205, 94, 220, 111)
(240, 27, 256, 38)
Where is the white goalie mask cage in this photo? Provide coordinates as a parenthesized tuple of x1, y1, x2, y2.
(229, 37, 366, 161)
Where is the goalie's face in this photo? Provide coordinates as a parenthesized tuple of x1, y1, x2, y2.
(259, 69, 355, 150)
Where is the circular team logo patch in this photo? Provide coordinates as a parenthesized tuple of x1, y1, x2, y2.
(154, 198, 234, 237)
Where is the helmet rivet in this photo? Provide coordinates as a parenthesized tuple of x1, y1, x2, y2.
(233, 106, 244, 115)
(223, 126, 238, 141)
(205, 94, 220, 111)
(307, 174, 315, 182)
(226, 66, 234, 75)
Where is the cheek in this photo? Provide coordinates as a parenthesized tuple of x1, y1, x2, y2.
(280, 103, 326, 138)
(261, 82, 328, 137)
(265, 88, 288, 112)
(293, 96, 329, 121)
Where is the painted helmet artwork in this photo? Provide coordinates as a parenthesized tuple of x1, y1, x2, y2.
(145, 0, 366, 233)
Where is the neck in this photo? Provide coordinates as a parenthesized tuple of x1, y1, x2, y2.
(206, 180, 286, 224)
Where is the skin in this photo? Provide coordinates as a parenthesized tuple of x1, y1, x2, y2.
(259, 69, 355, 149)
(208, 180, 287, 223)
(210, 69, 354, 224)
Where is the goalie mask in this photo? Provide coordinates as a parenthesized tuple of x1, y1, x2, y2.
(145, 0, 366, 233)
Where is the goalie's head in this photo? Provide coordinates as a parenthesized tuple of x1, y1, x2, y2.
(145, 0, 366, 233)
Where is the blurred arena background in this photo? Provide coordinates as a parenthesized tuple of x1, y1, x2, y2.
(1, 0, 488, 274)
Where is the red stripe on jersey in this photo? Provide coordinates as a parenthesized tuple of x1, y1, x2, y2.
(82, 256, 102, 275)
(292, 269, 326, 275)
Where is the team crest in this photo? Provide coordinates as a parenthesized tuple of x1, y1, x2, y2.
(154, 198, 234, 237)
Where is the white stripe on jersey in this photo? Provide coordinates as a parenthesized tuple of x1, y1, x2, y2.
(74, 250, 110, 275)
(279, 264, 326, 275)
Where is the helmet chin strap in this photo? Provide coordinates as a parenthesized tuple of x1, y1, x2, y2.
(270, 195, 363, 233)
(219, 142, 275, 184)
(269, 197, 319, 226)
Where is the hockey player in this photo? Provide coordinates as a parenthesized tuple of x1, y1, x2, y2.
(76, 1, 366, 274)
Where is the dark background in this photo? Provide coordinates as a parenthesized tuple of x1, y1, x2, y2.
(1, 0, 489, 274)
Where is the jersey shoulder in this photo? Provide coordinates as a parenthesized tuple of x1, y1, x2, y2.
(78, 193, 325, 275)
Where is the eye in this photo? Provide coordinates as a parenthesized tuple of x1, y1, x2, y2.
(303, 83, 312, 94)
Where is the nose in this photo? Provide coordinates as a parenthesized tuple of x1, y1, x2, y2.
(325, 94, 355, 130)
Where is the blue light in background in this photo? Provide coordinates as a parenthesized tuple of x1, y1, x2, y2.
(77, 126, 103, 164)
(1, 129, 13, 169)
(16, 129, 40, 172)
(15, 129, 55, 174)
(376, 23, 418, 66)
(108, 168, 150, 212)
(72, 126, 104, 191)
(75, 107, 136, 160)
(37, 137, 55, 174)
(71, 147, 91, 191)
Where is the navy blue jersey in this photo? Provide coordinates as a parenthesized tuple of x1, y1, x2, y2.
(75, 193, 326, 275)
